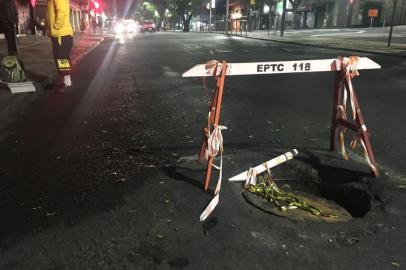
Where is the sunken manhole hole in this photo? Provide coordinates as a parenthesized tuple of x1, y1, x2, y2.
(243, 179, 372, 222)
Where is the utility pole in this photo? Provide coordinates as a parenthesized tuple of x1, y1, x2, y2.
(388, 0, 398, 46)
(209, 1, 212, 32)
(280, 0, 287, 37)
(173, 0, 176, 30)
(225, 0, 229, 34)
(29, 1, 36, 34)
(88, 0, 91, 35)
(345, 0, 353, 28)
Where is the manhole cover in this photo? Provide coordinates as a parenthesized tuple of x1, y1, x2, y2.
(243, 179, 372, 222)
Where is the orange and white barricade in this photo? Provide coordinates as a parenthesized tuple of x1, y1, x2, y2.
(183, 57, 381, 220)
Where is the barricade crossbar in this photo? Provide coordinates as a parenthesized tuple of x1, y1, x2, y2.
(182, 57, 381, 77)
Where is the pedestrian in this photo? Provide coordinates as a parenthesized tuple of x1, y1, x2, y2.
(80, 18, 86, 32)
(46, 0, 74, 89)
(0, 0, 19, 55)
(97, 18, 103, 34)
(92, 17, 97, 34)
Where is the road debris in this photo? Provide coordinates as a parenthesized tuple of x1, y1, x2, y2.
(396, 184, 406, 190)
(245, 173, 338, 219)
(391, 262, 400, 267)
(229, 149, 299, 182)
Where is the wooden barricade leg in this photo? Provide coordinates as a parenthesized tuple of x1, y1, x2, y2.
(329, 71, 379, 176)
(199, 85, 219, 161)
(330, 72, 343, 151)
(198, 62, 228, 191)
(342, 78, 378, 176)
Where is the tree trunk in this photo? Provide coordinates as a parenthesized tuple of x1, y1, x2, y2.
(158, 17, 164, 30)
(292, 11, 301, 28)
(182, 15, 192, 32)
(157, 8, 166, 31)
(289, 0, 303, 29)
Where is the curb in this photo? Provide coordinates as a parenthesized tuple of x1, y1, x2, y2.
(234, 34, 406, 58)
(71, 37, 104, 66)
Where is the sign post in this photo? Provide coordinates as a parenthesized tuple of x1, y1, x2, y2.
(368, 9, 378, 27)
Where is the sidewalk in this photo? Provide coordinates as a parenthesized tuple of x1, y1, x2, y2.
(1, 33, 104, 86)
(220, 25, 406, 57)
(0, 33, 104, 140)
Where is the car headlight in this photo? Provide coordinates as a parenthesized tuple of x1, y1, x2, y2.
(126, 23, 137, 33)
(115, 23, 125, 34)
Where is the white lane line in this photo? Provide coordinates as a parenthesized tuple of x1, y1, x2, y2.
(281, 48, 294, 53)
(311, 30, 365, 37)
(215, 49, 232, 53)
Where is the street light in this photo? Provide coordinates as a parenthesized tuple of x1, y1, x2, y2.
(208, 1, 212, 32)
(263, 4, 270, 35)
(210, 0, 215, 32)
(263, 4, 270, 14)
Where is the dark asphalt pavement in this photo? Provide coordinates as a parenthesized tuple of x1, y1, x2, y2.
(1, 32, 405, 269)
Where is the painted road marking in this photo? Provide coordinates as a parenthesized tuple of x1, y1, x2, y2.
(311, 30, 365, 37)
(282, 48, 294, 53)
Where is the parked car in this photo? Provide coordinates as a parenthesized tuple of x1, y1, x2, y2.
(141, 21, 156, 33)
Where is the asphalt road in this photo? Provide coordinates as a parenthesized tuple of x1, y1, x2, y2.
(1, 32, 406, 269)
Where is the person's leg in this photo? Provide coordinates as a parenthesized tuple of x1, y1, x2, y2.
(51, 35, 73, 87)
(4, 23, 18, 55)
(61, 35, 73, 87)
(51, 36, 63, 85)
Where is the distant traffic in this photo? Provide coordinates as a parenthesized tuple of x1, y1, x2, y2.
(113, 19, 156, 34)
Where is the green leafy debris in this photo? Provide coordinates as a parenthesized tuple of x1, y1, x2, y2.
(245, 174, 338, 219)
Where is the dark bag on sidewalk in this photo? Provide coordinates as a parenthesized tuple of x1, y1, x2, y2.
(0, 55, 26, 83)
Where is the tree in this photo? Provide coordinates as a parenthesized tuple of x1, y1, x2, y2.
(135, 0, 171, 30)
(136, 1, 158, 22)
(136, 0, 205, 31)
(150, 0, 171, 30)
(175, 0, 205, 32)
(288, 0, 303, 29)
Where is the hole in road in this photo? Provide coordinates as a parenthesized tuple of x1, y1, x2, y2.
(276, 179, 372, 218)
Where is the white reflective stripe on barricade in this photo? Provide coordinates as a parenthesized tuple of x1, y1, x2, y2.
(182, 57, 381, 77)
(228, 149, 299, 182)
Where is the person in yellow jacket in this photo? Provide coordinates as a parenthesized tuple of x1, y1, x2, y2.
(46, 0, 74, 89)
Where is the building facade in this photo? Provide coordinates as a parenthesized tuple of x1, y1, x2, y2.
(13, 0, 111, 34)
(297, 0, 406, 28)
(225, 0, 406, 29)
